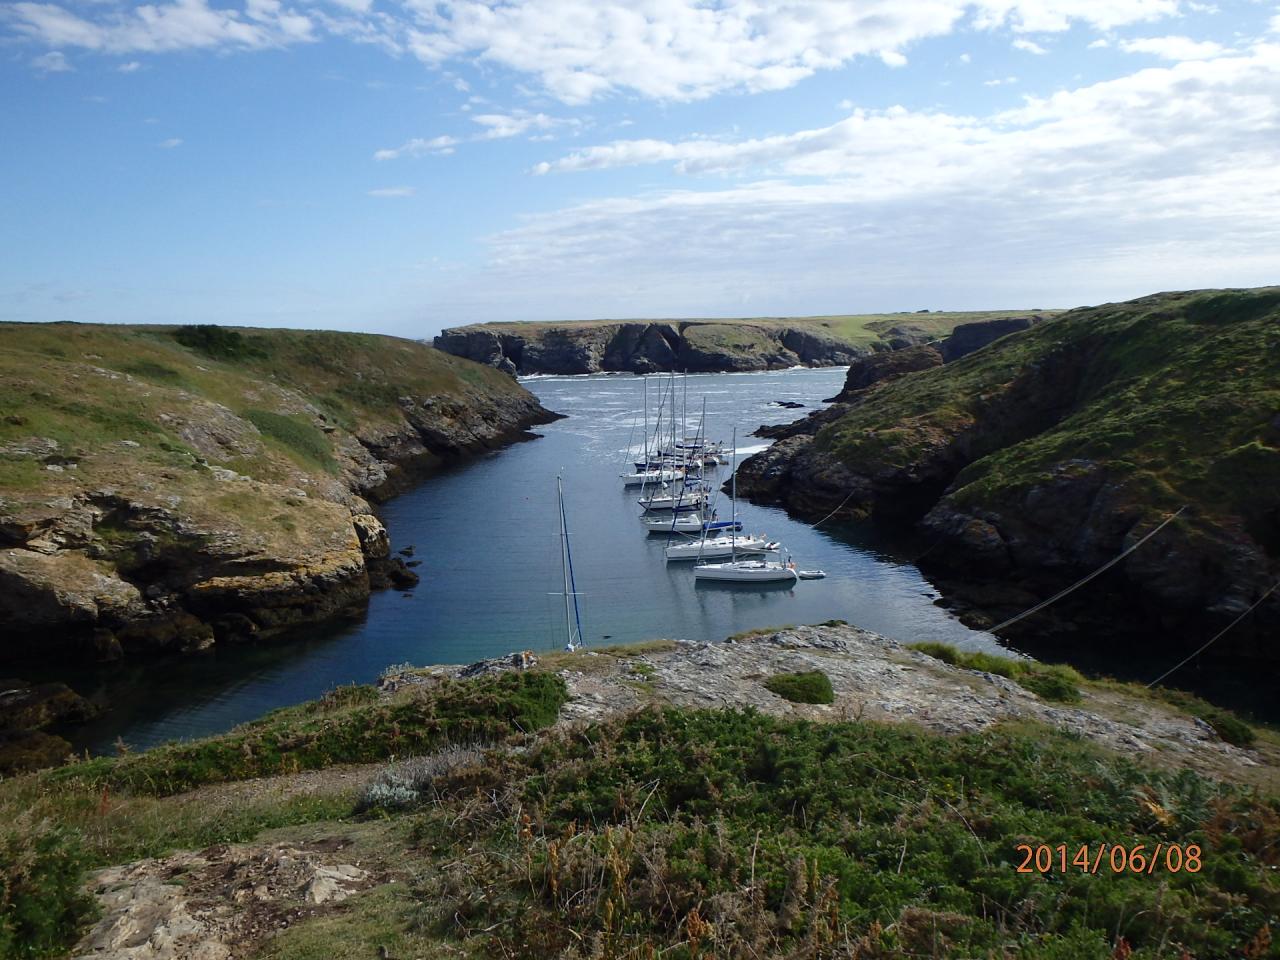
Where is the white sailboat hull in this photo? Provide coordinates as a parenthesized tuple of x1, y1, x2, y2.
(664, 536, 778, 560)
(620, 468, 683, 486)
(638, 490, 708, 512)
(693, 560, 799, 583)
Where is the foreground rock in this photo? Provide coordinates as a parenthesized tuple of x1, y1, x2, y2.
(74, 842, 372, 960)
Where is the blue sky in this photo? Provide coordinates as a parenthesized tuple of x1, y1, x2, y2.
(3, 1, 1278, 337)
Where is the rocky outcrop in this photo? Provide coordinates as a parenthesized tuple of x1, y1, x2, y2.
(435, 321, 871, 375)
(736, 288, 1280, 670)
(0, 325, 560, 669)
(825, 315, 1045, 402)
(826, 344, 944, 401)
(0, 677, 99, 774)
(940, 315, 1042, 362)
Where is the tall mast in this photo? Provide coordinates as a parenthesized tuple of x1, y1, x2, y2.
(643, 377, 649, 463)
(557, 476, 583, 651)
(730, 425, 738, 562)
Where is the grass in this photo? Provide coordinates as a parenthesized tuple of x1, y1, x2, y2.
(0, 670, 567, 958)
(812, 288, 1280, 544)
(910, 642, 1084, 703)
(1089, 677, 1261, 748)
(764, 670, 835, 704)
(244, 408, 337, 473)
(46, 672, 567, 797)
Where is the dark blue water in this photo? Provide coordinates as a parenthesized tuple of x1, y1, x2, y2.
(67, 368, 1007, 754)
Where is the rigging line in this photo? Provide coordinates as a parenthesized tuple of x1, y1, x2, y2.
(809, 487, 862, 530)
(1146, 579, 1280, 689)
(987, 505, 1187, 635)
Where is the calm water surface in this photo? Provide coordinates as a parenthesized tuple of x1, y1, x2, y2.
(68, 368, 1008, 754)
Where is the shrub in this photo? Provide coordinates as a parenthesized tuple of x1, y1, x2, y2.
(764, 670, 834, 704)
(1019, 669, 1083, 704)
(173, 324, 268, 361)
(357, 746, 487, 812)
(1203, 709, 1256, 748)
(0, 815, 96, 959)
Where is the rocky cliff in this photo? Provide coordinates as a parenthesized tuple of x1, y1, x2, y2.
(0, 324, 558, 669)
(737, 288, 1280, 667)
(435, 319, 866, 374)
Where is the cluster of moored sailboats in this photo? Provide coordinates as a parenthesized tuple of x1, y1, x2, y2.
(623, 374, 812, 585)
(552, 374, 823, 652)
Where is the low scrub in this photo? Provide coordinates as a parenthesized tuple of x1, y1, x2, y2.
(408, 707, 1280, 958)
(764, 670, 835, 704)
(0, 814, 96, 959)
(48, 672, 567, 797)
(910, 642, 1084, 703)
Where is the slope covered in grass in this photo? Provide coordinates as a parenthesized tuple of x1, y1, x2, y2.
(0, 322, 555, 674)
(741, 287, 1280, 659)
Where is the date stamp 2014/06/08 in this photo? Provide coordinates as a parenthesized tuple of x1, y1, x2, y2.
(1016, 843, 1202, 875)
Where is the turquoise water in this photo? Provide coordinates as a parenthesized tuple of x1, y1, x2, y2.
(66, 368, 1007, 753)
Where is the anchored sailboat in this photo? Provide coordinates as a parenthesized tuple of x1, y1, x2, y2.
(694, 427, 799, 584)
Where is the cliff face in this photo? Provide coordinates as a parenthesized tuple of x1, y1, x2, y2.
(0, 324, 558, 667)
(736, 289, 1280, 662)
(435, 320, 870, 374)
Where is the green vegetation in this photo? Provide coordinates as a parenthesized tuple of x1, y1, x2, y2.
(48, 672, 567, 797)
(405, 707, 1279, 958)
(814, 288, 1280, 541)
(244, 408, 336, 473)
(1090, 678, 1260, 749)
(0, 816, 95, 959)
(3, 662, 1277, 959)
(910, 643, 1084, 703)
(173, 323, 269, 361)
(764, 669, 835, 704)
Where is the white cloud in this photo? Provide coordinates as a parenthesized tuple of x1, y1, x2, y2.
(984, 75, 1019, 85)
(472, 111, 559, 139)
(9, 0, 314, 54)
(374, 135, 458, 160)
(959, 52, 972, 62)
(434, 46, 1280, 318)
(368, 186, 416, 197)
(31, 50, 72, 72)
(117, 59, 142, 71)
(377, 111, 579, 161)
(1088, 37, 1110, 48)
(158, 137, 183, 148)
(1120, 35, 1227, 60)
(1012, 38, 1048, 53)
(8, 0, 1194, 102)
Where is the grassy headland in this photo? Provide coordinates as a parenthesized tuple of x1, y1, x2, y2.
(2, 631, 1277, 959)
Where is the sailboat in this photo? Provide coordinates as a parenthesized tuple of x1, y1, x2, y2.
(555, 476, 585, 652)
(694, 427, 799, 584)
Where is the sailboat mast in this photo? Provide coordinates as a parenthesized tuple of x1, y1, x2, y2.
(556, 476, 583, 651)
(730, 426, 738, 561)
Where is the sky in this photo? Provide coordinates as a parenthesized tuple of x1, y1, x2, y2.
(2, 1, 1278, 337)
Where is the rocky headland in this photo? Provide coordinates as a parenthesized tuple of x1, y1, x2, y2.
(0, 323, 558, 765)
(737, 288, 1280, 674)
(434, 311, 1047, 376)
